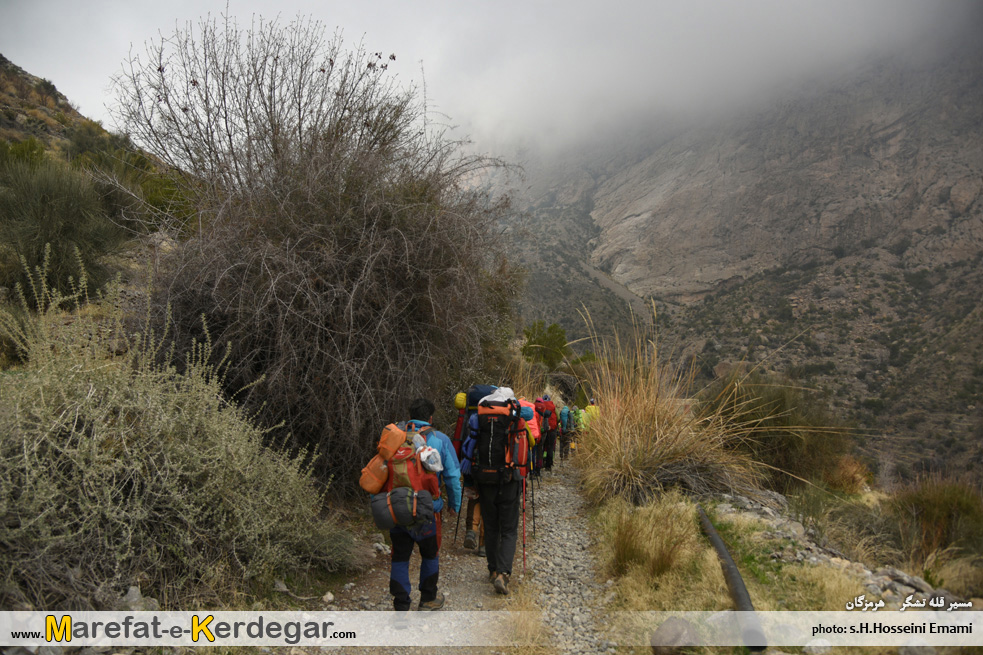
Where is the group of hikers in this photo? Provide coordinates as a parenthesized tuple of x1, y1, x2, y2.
(360, 385, 598, 611)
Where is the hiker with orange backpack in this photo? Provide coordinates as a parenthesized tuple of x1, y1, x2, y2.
(456, 384, 497, 556)
(385, 398, 462, 611)
(460, 387, 528, 595)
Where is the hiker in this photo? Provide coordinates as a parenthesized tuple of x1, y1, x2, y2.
(459, 384, 497, 557)
(387, 398, 462, 612)
(531, 398, 546, 476)
(461, 387, 528, 595)
(583, 397, 599, 427)
(539, 395, 558, 471)
(559, 404, 571, 460)
(572, 404, 585, 433)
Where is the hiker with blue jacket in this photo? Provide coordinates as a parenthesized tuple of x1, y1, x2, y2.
(389, 398, 462, 611)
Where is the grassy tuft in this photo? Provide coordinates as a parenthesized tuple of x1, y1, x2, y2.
(890, 473, 983, 566)
(598, 492, 707, 591)
(575, 320, 762, 505)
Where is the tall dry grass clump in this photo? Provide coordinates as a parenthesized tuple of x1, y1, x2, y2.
(698, 372, 856, 493)
(891, 473, 983, 570)
(0, 274, 356, 611)
(576, 321, 761, 505)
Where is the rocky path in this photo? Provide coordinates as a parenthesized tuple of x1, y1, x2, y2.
(323, 457, 616, 653)
(524, 460, 618, 654)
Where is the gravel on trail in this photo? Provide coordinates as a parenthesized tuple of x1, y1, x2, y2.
(321, 457, 617, 654)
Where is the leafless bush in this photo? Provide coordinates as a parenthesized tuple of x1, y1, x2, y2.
(110, 14, 521, 486)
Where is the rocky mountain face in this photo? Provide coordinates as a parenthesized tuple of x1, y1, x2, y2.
(513, 35, 983, 480)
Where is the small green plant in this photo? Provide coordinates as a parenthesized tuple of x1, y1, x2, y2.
(0, 156, 125, 298)
(521, 320, 572, 370)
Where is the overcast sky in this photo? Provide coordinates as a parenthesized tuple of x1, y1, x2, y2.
(1, 0, 976, 156)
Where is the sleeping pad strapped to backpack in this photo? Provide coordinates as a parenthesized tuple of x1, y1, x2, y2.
(369, 423, 440, 534)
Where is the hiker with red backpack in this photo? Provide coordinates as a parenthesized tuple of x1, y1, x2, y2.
(539, 394, 558, 471)
(376, 398, 462, 611)
(460, 387, 529, 596)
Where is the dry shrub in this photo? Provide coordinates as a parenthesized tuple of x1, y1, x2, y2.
(699, 372, 853, 494)
(112, 15, 521, 486)
(577, 322, 761, 505)
(823, 454, 871, 495)
(0, 281, 356, 610)
(890, 473, 983, 566)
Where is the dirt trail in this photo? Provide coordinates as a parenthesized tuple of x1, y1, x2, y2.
(323, 458, 618, 654)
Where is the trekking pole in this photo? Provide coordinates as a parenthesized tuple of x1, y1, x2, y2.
(521, 476, 527, 572)
(530, 458, 536, 538)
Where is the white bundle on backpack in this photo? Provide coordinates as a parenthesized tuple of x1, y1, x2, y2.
(418, 446, 443, 473)
(477, 387, 516, 405)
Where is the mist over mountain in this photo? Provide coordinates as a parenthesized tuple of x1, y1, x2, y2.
(509, 23, 983, 479)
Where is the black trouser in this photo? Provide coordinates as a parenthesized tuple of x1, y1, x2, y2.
(477, 477, 522, 576)
(560, 429, 572, 459)
(389, 527, 439, 611)
(544, 429, 557, 469)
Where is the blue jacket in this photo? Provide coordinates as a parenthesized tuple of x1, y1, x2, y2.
(460, 413, 480, 476)
(560, 405, 570, 431)
(407, 420, 462, 513)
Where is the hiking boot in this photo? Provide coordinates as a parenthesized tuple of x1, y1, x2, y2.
(417, 591, 445, 611)
(476, 545, 486, 557)
(463, 530, 478, 550)
(488, 570, 497, 583)
(493, 572, 510, 595)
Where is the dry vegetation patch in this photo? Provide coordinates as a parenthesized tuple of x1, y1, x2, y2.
(0, 282, 357, 610)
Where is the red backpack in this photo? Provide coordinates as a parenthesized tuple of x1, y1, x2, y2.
(385, 425, 440, 499)
(368, 424, 441, 532)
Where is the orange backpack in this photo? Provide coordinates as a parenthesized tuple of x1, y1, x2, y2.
(359, 422, 433, 494)
(472, 398, 527, 484)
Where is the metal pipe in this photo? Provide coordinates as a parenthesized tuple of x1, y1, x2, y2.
(697, 505, 767, 651)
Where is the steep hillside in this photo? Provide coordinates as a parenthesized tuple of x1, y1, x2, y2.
(0, 53, 93, 151)
(588, 50, 983, 301)
(513, 35, 983, 477)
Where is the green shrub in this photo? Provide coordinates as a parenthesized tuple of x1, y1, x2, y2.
(0, 157, 125, 298)
(0, 281, 355, 610)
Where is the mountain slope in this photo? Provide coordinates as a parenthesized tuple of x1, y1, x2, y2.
(512, 35, 983, 477)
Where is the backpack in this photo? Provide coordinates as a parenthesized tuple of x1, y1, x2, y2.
(471, 394, 527, 484)
(369, 422, 440, 533)
(359, 422, 416, 494)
